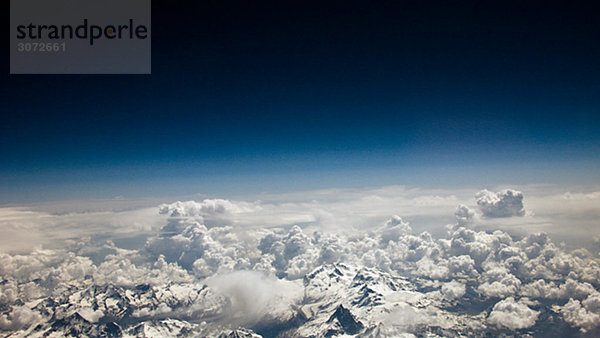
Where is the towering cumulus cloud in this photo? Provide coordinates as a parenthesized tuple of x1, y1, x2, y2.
(475, 189, 526, 218)
(1, 187, 599, 336)
(454, 204, 474, 226)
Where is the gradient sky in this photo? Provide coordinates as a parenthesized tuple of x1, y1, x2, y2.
(2, 1, 599, 203)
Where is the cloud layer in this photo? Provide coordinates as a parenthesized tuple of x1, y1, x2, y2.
(1, 186, 600, 336)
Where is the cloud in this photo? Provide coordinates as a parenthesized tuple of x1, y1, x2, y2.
(487, 297, 539, 330)
(257, 225, 321, 279)
(383, 303, 430, 329)
(476, 189, 525, 218)
(454, 204, 474, 226)
(4, 184, 598, 253)
(0, 306, 42, 331)
(1, 185, 600, 335)
(379, 216, 412, 243)
(0, 206, 164, 253)
(477, 265, 521, 298)
(560, 298, 600, 333)
(205, 270, 302, 326)
(158, 199, 260, 227)
(441, 280, 466, 299)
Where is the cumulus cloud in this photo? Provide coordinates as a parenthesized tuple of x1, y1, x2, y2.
(476, 189, 525, 218)
(379, 216, 412, 243)
(477, 265, 521, 298)
(0, 306, 42, 331)
(487, 297, 539, 330)
(560, 298, 600, 333)
(441, 280, 466, 299)
(159, 199, 259, 218)
(454, 204, 474, 226)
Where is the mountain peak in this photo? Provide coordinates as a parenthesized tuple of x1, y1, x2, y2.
(326, 304, 364, 335)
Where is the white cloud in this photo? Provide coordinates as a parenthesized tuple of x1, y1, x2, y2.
(454, 204, 474, 226)
(476, 189, 525, 218)
(477, 265, 521, 298)
(158, 199, 261, 228)
(487, 297, 539, 330)
(560, 298, 600, 332)
(205, 270, 302, 326)
(0, 206, 164, 253)
(0, 306, 42, 331)
(441, 280, 466, 299)
(379, 216, 412, 243)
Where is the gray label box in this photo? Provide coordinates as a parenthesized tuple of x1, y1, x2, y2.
(10, 0, 151, 74)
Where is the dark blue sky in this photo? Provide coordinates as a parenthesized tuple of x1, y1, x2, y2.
(2, 1, 599, 202)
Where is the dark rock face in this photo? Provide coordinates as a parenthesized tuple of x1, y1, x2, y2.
(44, 312, 123, 337)
(218, 328, 260, 338)
(103, 322, 123, 338)
(326, 304, 364, 335)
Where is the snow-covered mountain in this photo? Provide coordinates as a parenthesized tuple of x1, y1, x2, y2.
(1, 261, 592, 337)
(3, 263, 416, 337)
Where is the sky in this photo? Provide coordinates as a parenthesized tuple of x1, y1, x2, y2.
(2, 1, 600, 203)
